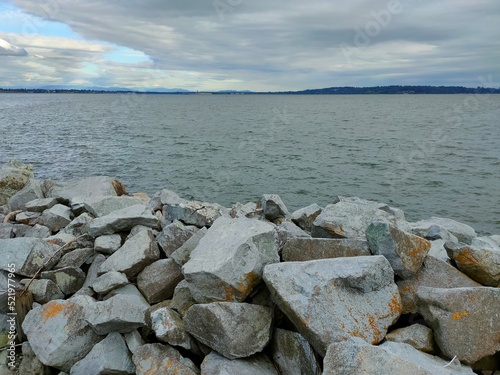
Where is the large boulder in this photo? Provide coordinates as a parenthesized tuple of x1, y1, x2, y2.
(84, 195, 143, 217)
(0, 160, 34, 206)
(25, 197, 58, 213)
(40, 266, 86, 295)
(409, 217, 477, 244)
(263, 256, 402, 356)
(201, 351, 278, 375)
(132, 343, 199, 375)
(156, 220, 199, 257)
(282, 237, 370, 262)
(165, 199, 227, 227)
(261, 194, 290, 221)
(182, 217, 279, 303)
(149, 304, 197, 351)
(385, 324, 435, 353)
(27, 279, 64, 304)
(7, 179, 44, 211)
(170, 227, 208, 266)
(137, 259, 183, 304)
(47, 176, 127, 202)
(291, 203, 322, 232)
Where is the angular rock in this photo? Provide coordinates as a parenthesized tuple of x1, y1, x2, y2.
(94, 234, 121, 255)
(261, 194, 290, 221)
(149, 189, 187, 212)
(150, 304, 197, 351)
(0, 223, 13, 239)
(84, 195, 143, 217)
(0, 160, 34, 206)
(410, 223, 459, 242)
(366, 221, 431, 278)
(41, 266, 86, 296)
(291, 203, 322, 232)
(385, 324, 435, 353)
(28, 279, 64, 304)
(182, 217, 279, 303)
(0, 238, 60, 277)
(104, 284, 150, 307)
(124, 330, 145, 355)
(25, 197, 59, 213)
(87, 204, 159, 237)
(54, 247, 94, 270)
(61, 213, 93, 236)
(47, 176, 126, 202)
(84, 294, 148, 335)
(92, 272, 129, 294)
(132, 343, 199, 375)
(40, 204, 73, 232)
(127, 224, 159, 239)
(8, 179, 44, 211)
(397, 256, 480, 314)
(70, 332, 135, 375)
(263, 256, 402, 356)
(445, 241, 500, 286)
(269, 328, 321, 375)
(275, 221, 310, 254)
(45, 232, 77, 251)
(410, 217, 477, 244)
(282, 237, 370, 262)
(15, 211, 40, 225)
(137, 259, 183, 304)
(156, 220, 199, 257)
(170, 280, 196, 317)
(24, 223, 51, 238)
(323, 337, 474, 375)
(75, 254, 105, 297)
(11, 223, 31, 237)
(201, 351, 278, 375)
(427, 239, 452, 263)
(184, 302, 272, 359)
(170, 227, 208, 266)
(229, 201, 258, 218)
(98, 230, 160, 278)
(22, 296, 104, 372)
(165, 200, 226, 227)
(18, 342, 53, 375)
(416, 286, 500, 364)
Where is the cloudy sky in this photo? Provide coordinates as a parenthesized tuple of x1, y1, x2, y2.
(0, 0, 499, 91)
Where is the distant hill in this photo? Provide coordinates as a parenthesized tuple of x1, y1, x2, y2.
(287, 85, 500, 95)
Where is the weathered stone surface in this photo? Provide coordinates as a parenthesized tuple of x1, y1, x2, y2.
(23, 224, 50, 239)
(104, 284, 150, 307)
(70, 332, 135, 375)
(61, 213, 93, 236)
(201, 351, 278, 375)
(41, 266, 86, 296)
(22, 296, 104, 372)
(28, 279, 65, 304)
(40, 204, 73, 232)
(149, 189, 187, 212)
(75, 254, 105, 297)
(269, 328, 321, 375)
(94, 234, 121, 255)
(132, 343, 199, 375)
(229, 201, 258, 218)
(170, 227, 208, 266)
(84, 294, 148, 335)
(8, 179, 44, 211)
(15, 211, 40, 225)
(170, 280, 196, 317)
(92, 271, 129, 294)
(87, 204, 159, 237)
(48, 176, 126, 202)
(18, 342, 53, 375)
(165, 200, 227, 227)
(25, 197, 59, 213)
(410, 217, 477, 244)
(282, 237, 370, 262)
(150, 304, 197, 351)
(366, 221, 431, 278)
(137, 259, 183, 304)
(427, 239, 452, 263)
(311, 196, 410, 239)
(0, 223, 13, 239)
(275, 221, 310, 254)
(445, 241, 500, 286)
(54, 247, 94, 270)
(323, 337, 474, 375)
(397, 256, 480, 314)
(84, 195, 143, 217)
(410, 223, 459, 242)
(0, 160, 34, 206)
(184, 302, 272, 359)
(124, 330, 145, 355)
(127, 224, 159, 239)
(0, 238, 60, 277)
(263, 256, 402, 356)
(182, 217, 279, 303)
(416, 286, 500, 364)
(385, 324, 435, 353)
(261, 194, 290, 221)
(98, 230, 160, 278)
(156, 220, 199, 257)
(291, 203, 322, 232)
(45, 232, 77, 251)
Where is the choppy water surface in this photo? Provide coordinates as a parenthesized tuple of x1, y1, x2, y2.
(0, 93, 498, 234)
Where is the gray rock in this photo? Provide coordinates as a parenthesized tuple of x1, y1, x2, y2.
(411, 223, 459, 242)
(103, 284, 150, 307)
(48, 176, 127, 202)
(385, 324, 435, 353)
(170, 280, 196, 317)
(410, 217, 477, 244)
(311, 196, 410, 239)
(18, 342, 53, 375)
(0, 223, 13, 239)
(87, 204, 159, 237)
(184, 302, 272, 359)
(427, 239, 452, 263)
(41, 266, 86, 295)
(416, 286, 500, 364)
(24, 223, 51, 238)
(269, 328, 321, 375)
(165, 200, 226, 227)
(132, 343, 199, 375)
(124, 330, 145, 355)
(7, 179, 44, 211)
(156, 220, 199, 257)
(25, 197, 59, 213)
(127, 224, 159, 239)
(54, 247, 94, 270)
(291, 203, 322, 232)
(366, 221, 431, 278)
(275, 221, 310, 254)
(74, 254, 105, 297)
(263, 256, 402, 356)
(261, 194, 290, 221)
(94, 234, 122, 255)
(45, 232, 77, 252)
(0, 237, 60, 277)
(472, 235, 500, 249)
(445, 241, 500, 287)
(28, 279, 65, 304)
(11, 222, 31, 237)
(150, 304, 197, 351)
(397, 256, 480, 314)
(15, 211, 40, 225)
(149, 189, 187, 212)
(229, 201, 259, 218)
(98, 229, 160, 278)
(0, 160, 34, 206)
(137, 259, 183, 304)
(92, 272, 129, 294)
(201, 351, 278, 375)
(84, 294, 149, 335)
(84, 195, 144, 217)
(69, 332, 135, 375)
(170, 227, 208, 266)
(61, 213, 93, 236)
(282, 237, 370, 262)
(323, 337, 474, 375)
(22, 296, 104, 372)
(182, 217, 279, 303)
(40, 204, 73, 232)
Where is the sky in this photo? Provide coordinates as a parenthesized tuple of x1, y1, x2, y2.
(0, 0, 499, 91)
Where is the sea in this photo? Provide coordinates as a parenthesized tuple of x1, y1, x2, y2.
(0, 93, 499, 235)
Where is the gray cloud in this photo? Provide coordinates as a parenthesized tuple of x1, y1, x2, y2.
(0, 37, 28, 56)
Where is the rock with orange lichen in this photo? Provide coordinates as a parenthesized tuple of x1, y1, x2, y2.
(366, 221, 431, 278)
(385, 324, 436, 353)
(21, 296, 104, 372)
(132, 343, 199, 375)
(416, 286, 500, 364)
(182, 217, 279, 303)
(263, 256, 402, 356)
(201, 351, 279, 375)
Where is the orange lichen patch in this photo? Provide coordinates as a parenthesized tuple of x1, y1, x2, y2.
(40, 301, 64, 322)
(223, 271, 260, 302)
(388, 292, 403, 316)
(350, 330, 367, 340)
(323, 223, 345, 238)
(368, 315, 382, 341)
(453, 310, 469, 320)
(453, 249, 477, 266)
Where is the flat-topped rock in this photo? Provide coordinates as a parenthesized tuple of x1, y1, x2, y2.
(8, 179, 44, 211)
(132, 343, 199, 375)
(25, 198, 59, 213)
(201, 352, 278, 375)
(47, 176, 127, 202)
(282, 237, 370, 262)
(410, 217, 477, 244)
(291, 203, 322, 232)
(164, 199, 227, 227)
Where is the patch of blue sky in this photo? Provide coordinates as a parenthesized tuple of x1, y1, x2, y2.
(103, 45, 150, 64)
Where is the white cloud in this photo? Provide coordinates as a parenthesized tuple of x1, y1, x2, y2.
(0, 37, 28, 56)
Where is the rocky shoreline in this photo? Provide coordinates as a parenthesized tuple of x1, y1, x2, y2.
(0, 160, 499, 374)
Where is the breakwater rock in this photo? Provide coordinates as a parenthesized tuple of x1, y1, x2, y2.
(0, 165, 498, 374)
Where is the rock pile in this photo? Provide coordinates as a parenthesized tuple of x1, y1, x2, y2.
(0, 161, 498, 374)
